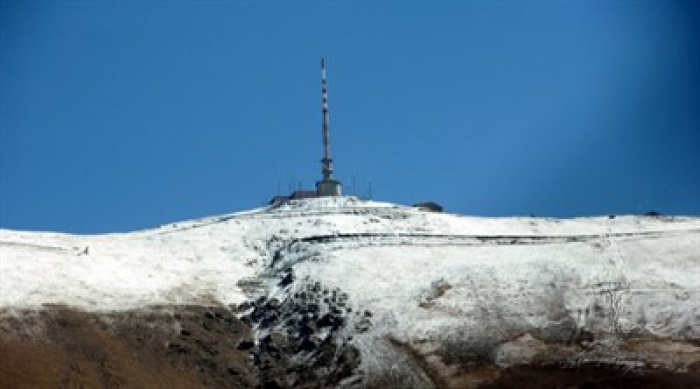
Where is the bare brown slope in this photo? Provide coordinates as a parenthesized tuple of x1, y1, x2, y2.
(0, 305, 256, 389)
(2, 303, 700, 389)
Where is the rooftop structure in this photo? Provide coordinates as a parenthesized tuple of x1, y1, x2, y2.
(268, 190, 318, 206)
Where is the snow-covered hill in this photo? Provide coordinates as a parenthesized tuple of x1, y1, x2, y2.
(2, 197, 699, 388)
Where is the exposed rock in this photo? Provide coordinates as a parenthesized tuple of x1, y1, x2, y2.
(240, 278, 362, 388)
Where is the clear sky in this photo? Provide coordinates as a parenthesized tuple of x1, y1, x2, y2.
(1, 0, 699, 233)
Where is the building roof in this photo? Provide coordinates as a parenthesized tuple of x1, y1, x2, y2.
(269, 190, 319, 206)
(290, 190, 317, 199)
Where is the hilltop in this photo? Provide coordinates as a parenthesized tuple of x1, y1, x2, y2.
(1, 197, 699, 388)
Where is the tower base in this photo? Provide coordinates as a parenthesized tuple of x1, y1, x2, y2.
(316, 179, 342, 197)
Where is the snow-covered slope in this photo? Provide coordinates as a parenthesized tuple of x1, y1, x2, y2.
(2, 197, 699, 387)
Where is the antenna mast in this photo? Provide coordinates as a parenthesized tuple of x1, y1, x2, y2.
(321, 58, 333, 181)
(316, 57, 342, 196)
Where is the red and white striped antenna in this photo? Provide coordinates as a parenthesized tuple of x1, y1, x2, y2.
(321, 57, 333, 181)
(316, 58, 342, 197)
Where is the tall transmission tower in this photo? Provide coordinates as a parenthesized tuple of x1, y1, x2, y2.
(316, 58, 342, 197)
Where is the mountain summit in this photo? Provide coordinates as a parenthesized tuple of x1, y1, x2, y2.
(2, 197, 699, 388)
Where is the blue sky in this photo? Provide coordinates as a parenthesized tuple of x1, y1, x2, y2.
(1, 0, 699, 233)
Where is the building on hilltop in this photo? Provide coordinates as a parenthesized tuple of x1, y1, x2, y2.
(270, 58, 342, 206)
(269, 190, 318, 206)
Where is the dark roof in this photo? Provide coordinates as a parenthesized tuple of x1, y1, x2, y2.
(412, 201, 443, 212)
(269, 190, 318, 205)
(268, 196, 290, 205)
(290, 190, 317, 199)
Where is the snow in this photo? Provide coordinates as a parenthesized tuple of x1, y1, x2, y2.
(1, 196, 699, 347)
(290, 235, 699, 340)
